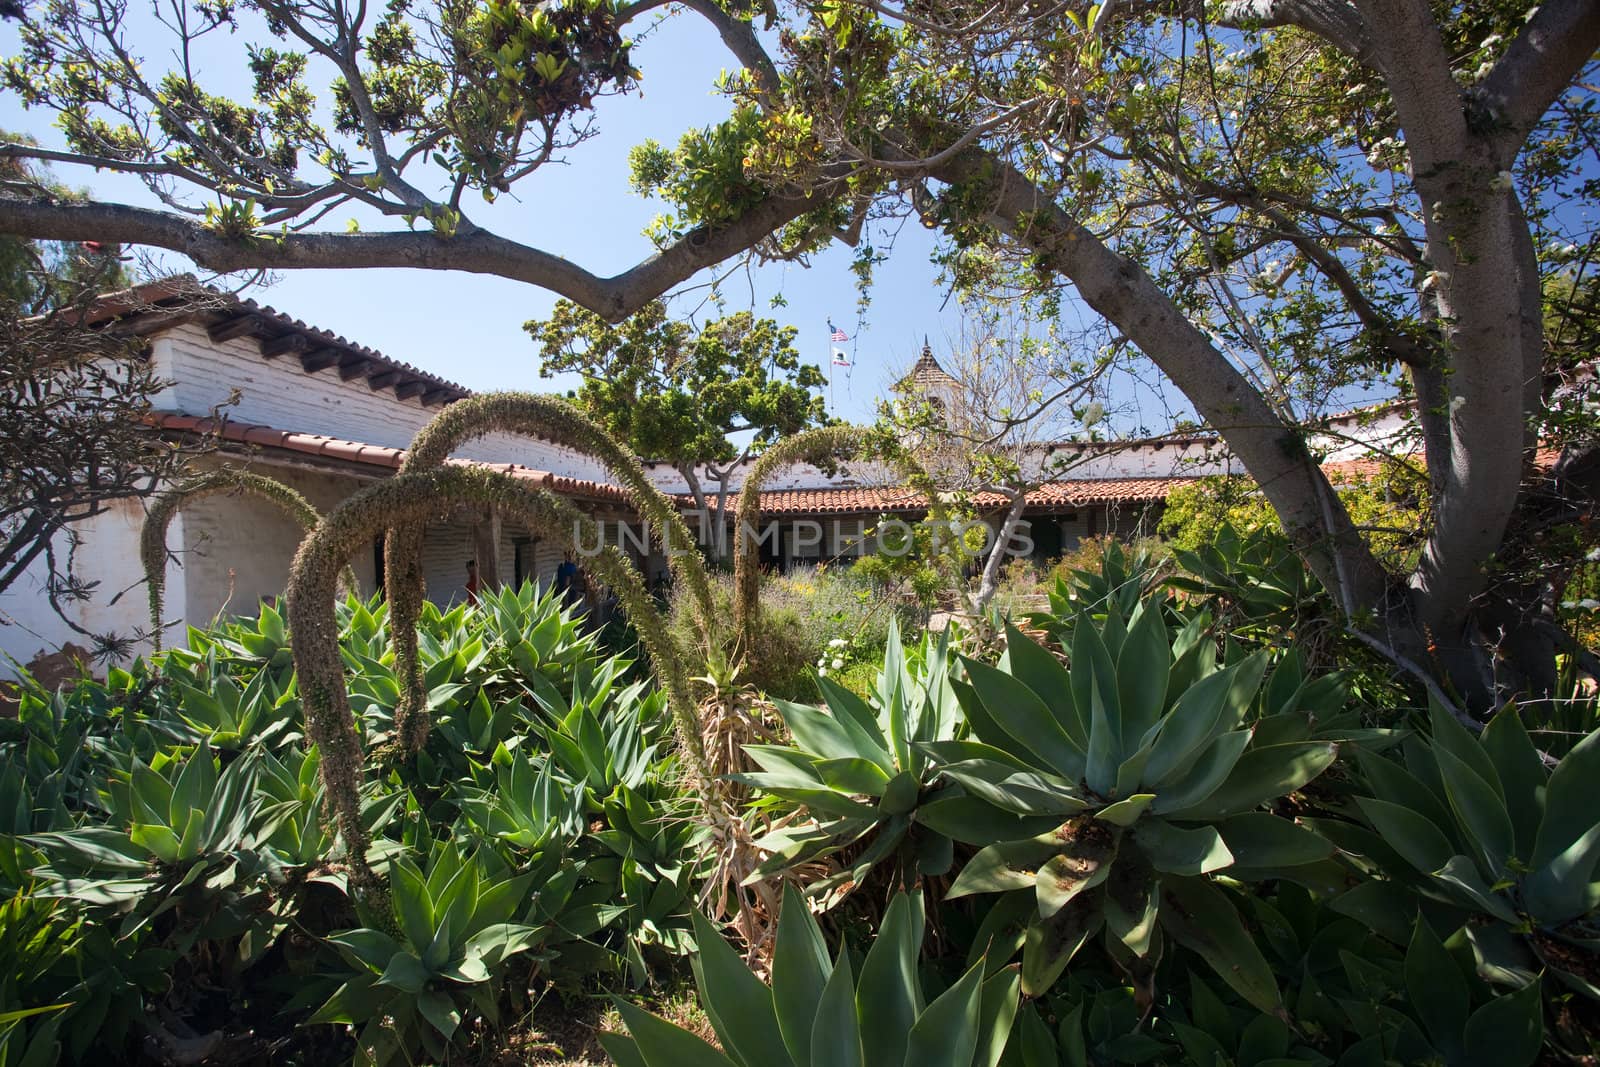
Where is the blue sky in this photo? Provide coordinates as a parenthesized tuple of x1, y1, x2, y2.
(0, 9, 1001, 426)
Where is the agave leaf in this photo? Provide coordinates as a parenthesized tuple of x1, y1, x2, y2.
(1133, 819, 1233, 875)
(811, 950, 863, 1067)
(1216, 813, 1333, 868)
(771, 885, 831, 1066)
(1463, 979, 1543, 1067)
(1035, 828, 1116, 918)
(1003, 625, 1087, 747)
(1021, 895, 1103, 996)
(1103, 863, 1159, 957)
(1522, 820, 1600, 924)
(772, 700, 865, 762)
(1405, 917, 1467, 1060)
(948, 837, 1061, 899)
(857, 893, 925, 1067)
(1433, 743, 1516, 878)
(1479, 709, 1545, 861)
(816, 674, 894, 768)
(914, 794, 1060, 845)
(1116, 601, 1171, 744)
(613, 999, 739, 1067)
(1147, 731, 1251, 816)
(974, 967, 1022, 1067)
(1354, 797, 1455, 875)
(688, 910, 792, 1067)
(1143, 655, 1266, 788)
(1160, 876, 1281, 1015)
(1075, 621, 1122, 795)
(935, 760, 1087, 817)
(902, 957, 986, 1067)
(961, 658, 1087, 782)
(1096, 794, 1155, 827)
(1531, 728, 1600, 872)
(1356, 749, 1457, 841)
(1165, 742, 1337, 821)
(815, 758, 891, 797)
(1432, 855, 1520, 924)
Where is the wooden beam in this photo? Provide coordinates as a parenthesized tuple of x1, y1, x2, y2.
(300, 348, 341, 373)
(207, 314, 270, 344)
(473, 507, 502, 593)
(394, 380, 428, 400)
(261, 332, 313, 358)
(367, 369, 400, 390)
(421, 386, 451, 407)
(337, 356, 371, 380)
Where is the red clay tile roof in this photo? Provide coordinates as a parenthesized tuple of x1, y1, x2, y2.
(149, 413, 632, 504)
(83, 276, 471, 406)
(714, 477, 1186, 516)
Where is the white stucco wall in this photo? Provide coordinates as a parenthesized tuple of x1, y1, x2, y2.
(151, 325, 615, 481)
(0, 497, 183, 677)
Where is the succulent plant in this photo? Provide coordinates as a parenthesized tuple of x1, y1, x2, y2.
(601, 887, 1020, 1067)
(925, 599, 1342, 1010)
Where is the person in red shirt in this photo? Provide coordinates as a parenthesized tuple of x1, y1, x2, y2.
(465, 559, 481, 606)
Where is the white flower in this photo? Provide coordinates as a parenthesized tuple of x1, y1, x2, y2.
(831, 658, 845, 670)
(818, 667, 829, 677)
(828, 638, 848, 649)
(1581, 599, 1600, 611)
(1586, 547, 1600, 562)
(1490, 170, 1515, 193)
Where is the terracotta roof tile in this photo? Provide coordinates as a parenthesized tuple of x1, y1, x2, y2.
(147, 413, 630, 503)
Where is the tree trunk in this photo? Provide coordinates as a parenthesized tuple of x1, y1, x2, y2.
(973, 490, 1030, 616)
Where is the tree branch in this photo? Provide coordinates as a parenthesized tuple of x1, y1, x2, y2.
(0, 188, 833, 321)
(1475, 0, 1600, 161)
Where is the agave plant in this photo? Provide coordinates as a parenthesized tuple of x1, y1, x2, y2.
(734, 624, 996, 902)
(311, 839, 545, 1065)
(1348, 703, 1600, 999)
(925, 599, 1343, 1010)
(601, 887, 1020, 1067)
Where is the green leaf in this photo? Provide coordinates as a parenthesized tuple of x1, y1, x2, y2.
(689, 910, 793, 1067)
(811, 951, 863, 1067)
(614, 999, 739, 1067)
(1522, 820, 1600, 924)
(1020, 897, 1102, 996)
(1216, 813, 1333, 868)
(1147, 731, 1251, 815)
(1165, 741, 1336, 820)
(962, 658, 1086, 782)
(1159, 877, 1281, 1014)
(857, 893, 924, 1067)
(1405, 917, 1467, 1059)
(390, 857, 436, 953)
(1095, 793, 1155, 827)
(1480, 708, 1545, 860)
(771, 885, 830, 1066)
(1462, 978, 1543, 1067)
(1003, 625, 1086, 747)
(1035, 831, 1115, 917)
(1143, 655, 1266, 787)
(1115, 602, 1171, 743)
(914, 794, 1059, 844)
(1075, 620, 1122, 795)
(973, 967, 1021, 1067)
(1354, 797, 1455, 875)
(902, 958, 986, 1067)
(1434, 743, 1516, 877)
(1532, 727, 1600, 871)
(1133, 819, 1233, 875)
(948, 837, 1059, 899)
(417, 989, 461, 1042)
(377, 950, 431, 994)
(934, 760, 1087, 817)
(815, 757, 891, 796)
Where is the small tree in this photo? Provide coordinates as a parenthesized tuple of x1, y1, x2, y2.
(0, 146, 204, 658)
(878, 312, 1110, 615)
(527, 300, 829, 559)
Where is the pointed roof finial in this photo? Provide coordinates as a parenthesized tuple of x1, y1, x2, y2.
(898, 336, 957, 390)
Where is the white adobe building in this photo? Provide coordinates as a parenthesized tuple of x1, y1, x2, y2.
(0, 280, 1414, 674)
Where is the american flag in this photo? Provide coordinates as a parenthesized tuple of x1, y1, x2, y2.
(828, 321, 849, 343)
